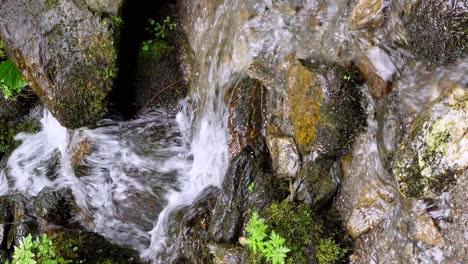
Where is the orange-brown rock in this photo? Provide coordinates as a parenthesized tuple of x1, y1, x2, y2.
(227, 77, 264, 158)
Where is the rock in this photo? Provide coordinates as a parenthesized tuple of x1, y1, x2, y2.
(415, 214, 445, 247)
(164, 187, 219, 264)
(0, 194, 40, 251)
(0, 0, 122, 128)
(286, 57, 365, 157)
(266, 136, 300, 178)
(393, 87, 467, 199)
(50, 229, 142, 263)
(0, 89, 38, 121)
(356, 47, 396, 99)
(70, 138, 94, 177)
(346, 186, 396, 238)
(228, 77, 264, 158)
(209, 147, 264, 242)
(406, 0, 468, 65)
(208, 244, 246, 264)
(34, 187, 79, 226)
(294, 159, 341, 209)
(85, 0, 124, 15)
(351, 0, 386, 30)
(0, 119, 40, 164)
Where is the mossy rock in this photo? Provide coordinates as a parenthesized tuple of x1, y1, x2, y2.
(0, 0, 123, 128)
(286, 57, 365, 157)
(393, 87, 467, 198)
(406, 0, 467, 65)
(0, 118, 40, 162)
(295, 159, 341, 209)
(50, 229, 142, 264)
(34, 187, 79, 226)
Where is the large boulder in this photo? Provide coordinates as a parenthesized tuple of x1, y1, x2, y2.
(286, 57, 365, 157)
(0, 0, 124, 128)
(393, 87, 467, 199)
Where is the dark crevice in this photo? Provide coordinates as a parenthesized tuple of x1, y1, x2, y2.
(107, 0, 174, 119)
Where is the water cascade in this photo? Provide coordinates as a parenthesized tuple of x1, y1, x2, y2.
(0, 0, 466, 263)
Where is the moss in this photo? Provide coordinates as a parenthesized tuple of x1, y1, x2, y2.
(0, 119, 40, 159)
(50, 230, 142, 264)
(407, 0, 467, 65)
(45, 0, 61, 10)
(262, 201, 349, 264)
(287, 60, 322, 153)
(52, 33, 117, 128)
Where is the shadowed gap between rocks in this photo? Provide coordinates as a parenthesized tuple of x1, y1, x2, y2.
(108, 0, 174, 118)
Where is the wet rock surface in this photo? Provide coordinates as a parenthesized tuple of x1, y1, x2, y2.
(351, 0, 386, 30)
(287, 58, 365, 157)
(406, 0, 468, 65)
(34, 187, 79, 226)
(294, 159, 341, 209)
(209, 148, 265, 242)
(393, 87, 467, 199)
(227, 77, 265, 158)
(0, 0, 122, 128)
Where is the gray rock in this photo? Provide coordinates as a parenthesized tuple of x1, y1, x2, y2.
(294, 159, 341, 209)
(0, 0, 122, 128)
(393, 87, 467, 199)
(351, 0, 386, 30)
(266, 136, 300, 178)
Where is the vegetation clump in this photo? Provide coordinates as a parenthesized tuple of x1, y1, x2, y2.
(140, 16, 176, 59)
(257, 200, 349, 264)
(0, 119, 40, 159)
(7, 234, 71, 264)
(245, 211, 290, 264)
(0, 40, 28, 99)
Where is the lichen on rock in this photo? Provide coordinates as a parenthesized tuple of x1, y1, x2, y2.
(393, 87, 467, 199)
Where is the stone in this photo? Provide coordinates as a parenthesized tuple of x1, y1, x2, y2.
(415, 214, 445, 247)
(51, 229, 142, 263)
(34, 187, 79, 226)
(393, 87, 467, 199)
(286, 57, 365, 157)
(228, 77, 264, 158)
(406, 0, 468, 65)
(356, 47, 395, 99)
(209, 147, 264, 242)
(85, 0, 125, 16)
(266, 136, 300, 178)
(346, 186, 396, 238)
(295, 159, 341, 209)
(351, 0, 386, 30)
(0, 0, 123, 128)
(208, 244, 246, 264)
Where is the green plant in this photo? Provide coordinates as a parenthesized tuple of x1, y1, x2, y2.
(9, 234, 71, 264)
(0, 40, 6, 60)
(111, 16, 123, 27)
(342, 74, 351, 81)
(245, 211, 290, 264)
(265, 201, 349, 264)
(316, 238, 347, 264)
(248, 182, 255, 193)
(140, 16, 176, 59)
(0, 59, 28, 99)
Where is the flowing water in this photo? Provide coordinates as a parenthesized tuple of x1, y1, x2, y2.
(0, 0, 466, 263)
